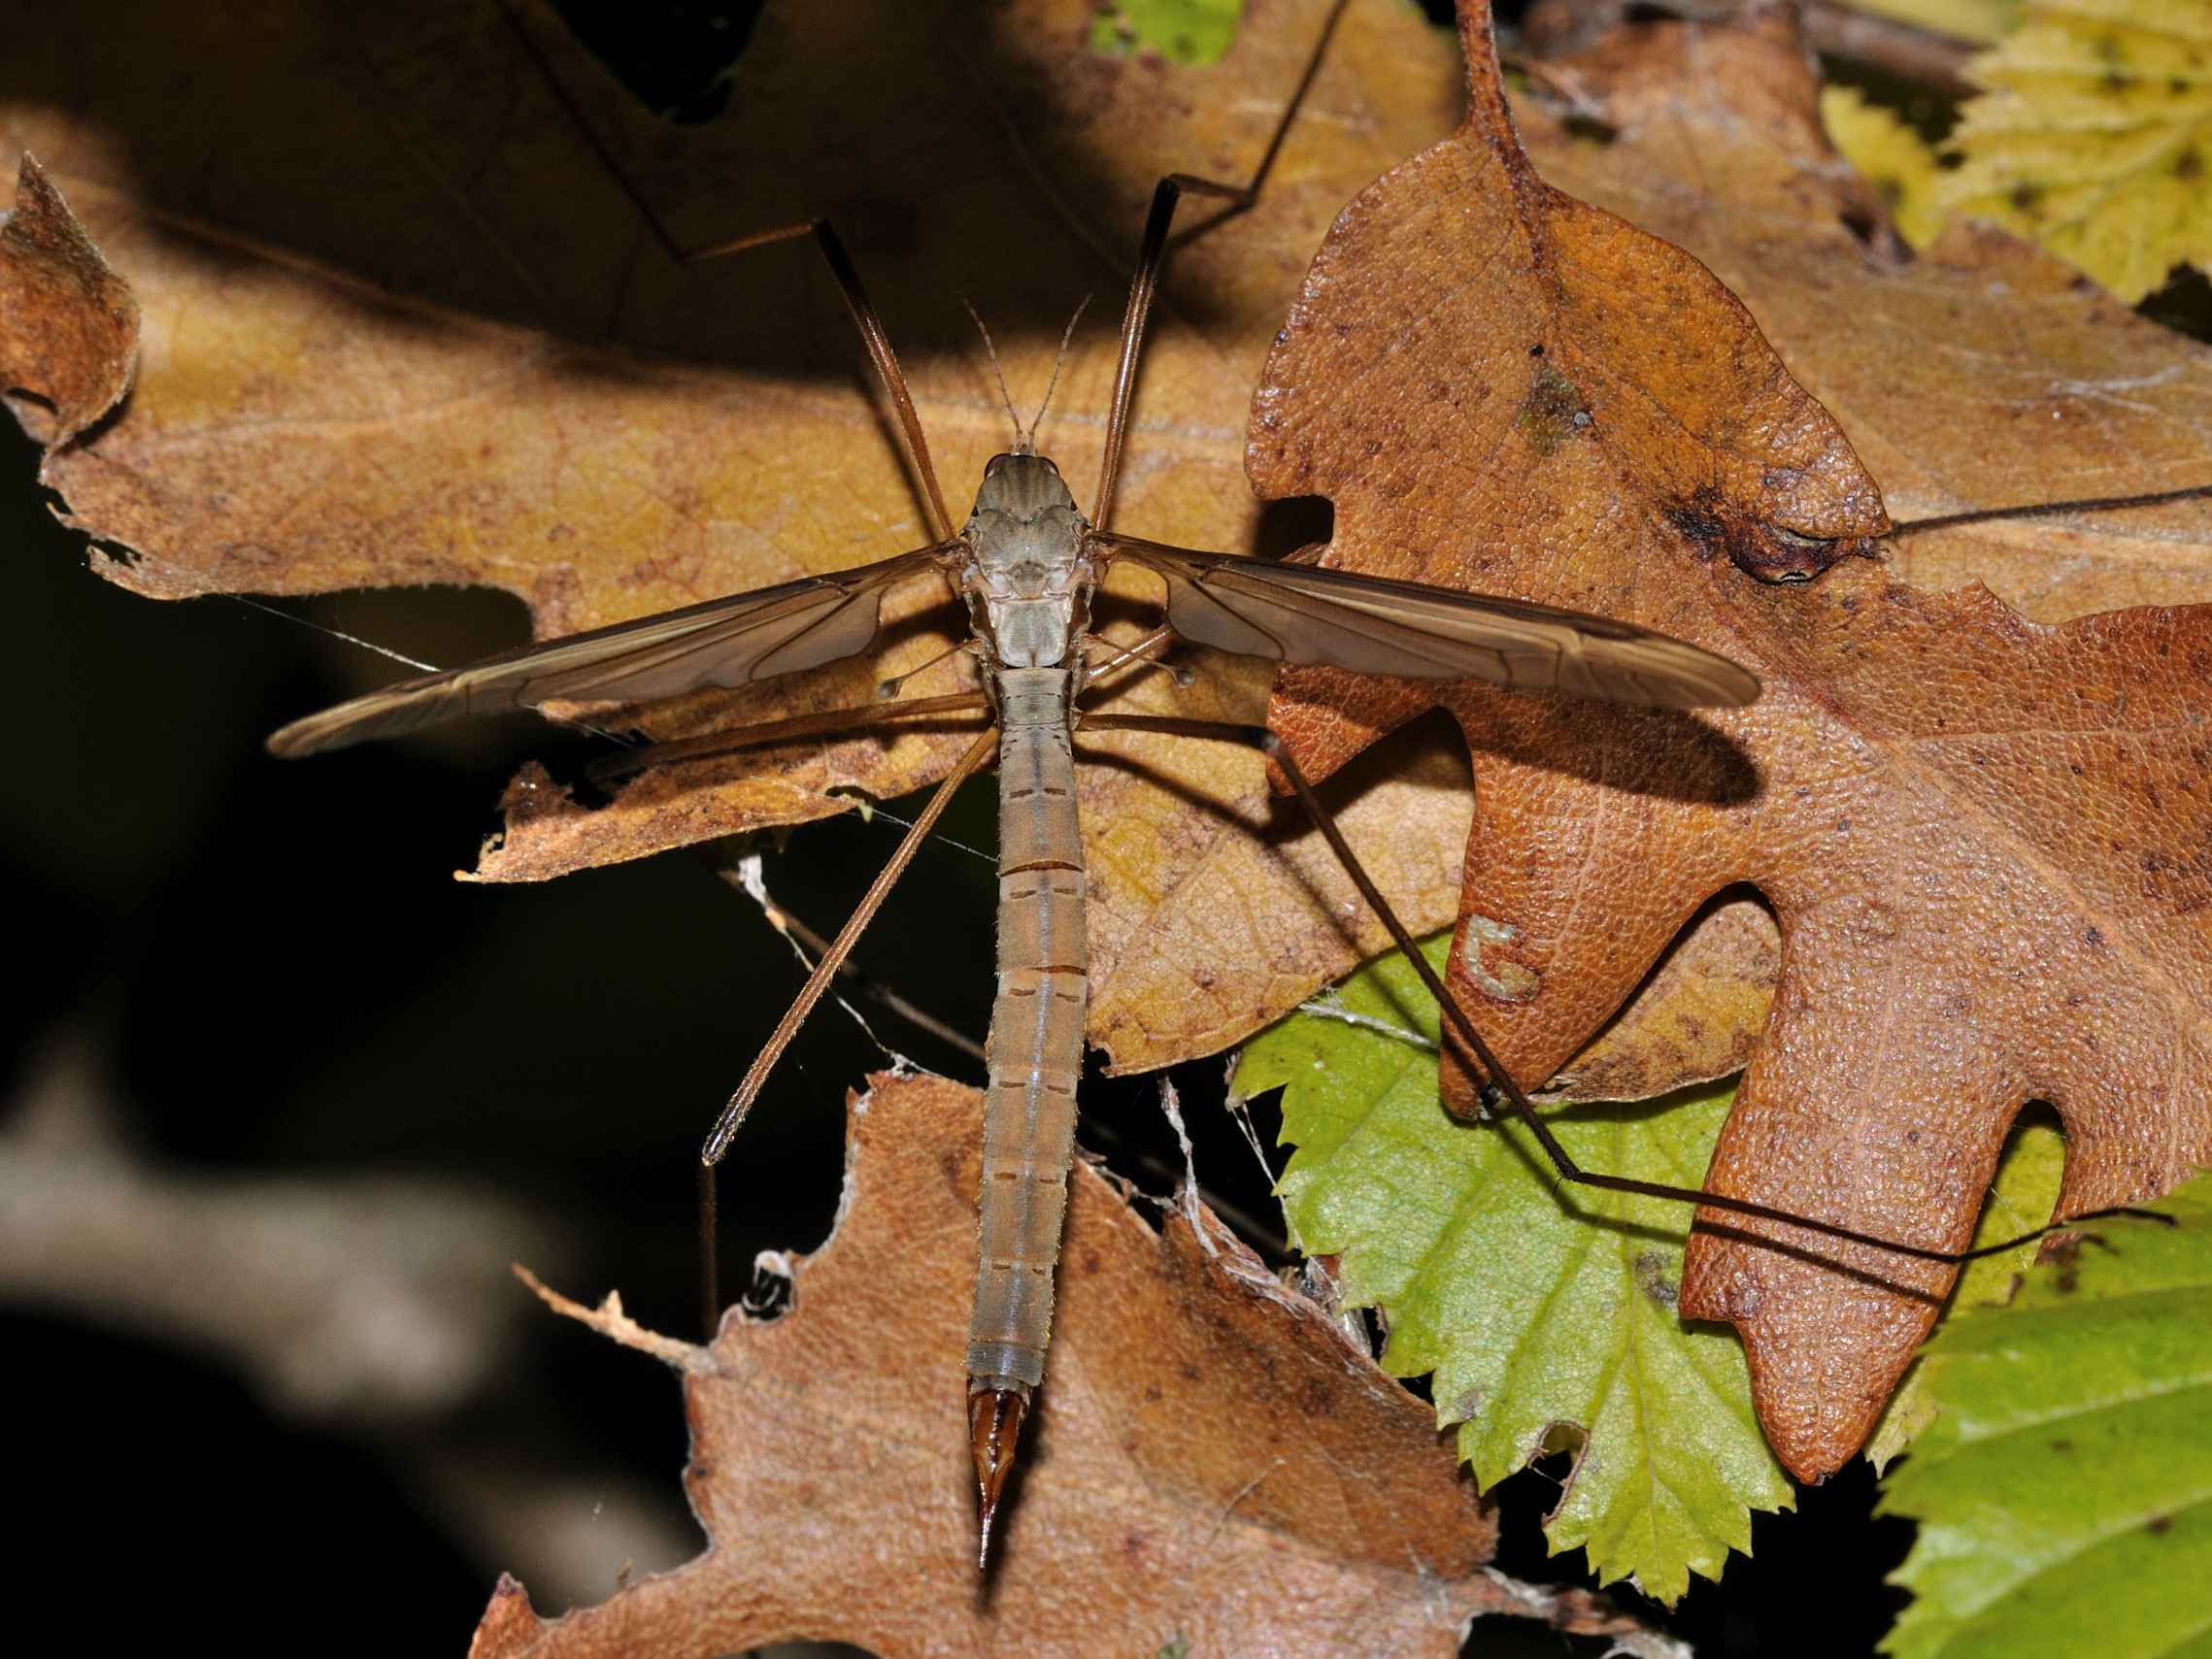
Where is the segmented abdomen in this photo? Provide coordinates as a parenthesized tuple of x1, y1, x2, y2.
(965, 666, 1087, 1394)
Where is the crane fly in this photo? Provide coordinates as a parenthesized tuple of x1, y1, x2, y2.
(261, 5, 2185, 1567)
(265, 166, 1764, 1551)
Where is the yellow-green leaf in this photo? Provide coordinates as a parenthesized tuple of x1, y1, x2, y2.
(1089, 0, 1243, 65)
(1866, 1116, 2066, 1474)
(1823, 85, 1951, 250)
(1943, 1, 2212, 302)
(1879, 1172, 2212, 1659)
(1849, 0, 2022, 46)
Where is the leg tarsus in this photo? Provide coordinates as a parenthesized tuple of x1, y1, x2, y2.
(699, 1160, 720, 1340)
(696, 219, 956, 541)
(1090, 0, 1352, 534)
(700, 724, 997, 1166)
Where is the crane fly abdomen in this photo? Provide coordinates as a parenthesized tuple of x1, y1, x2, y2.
(970, 673, 1088, 1392)
(967, 663, 1089, 1547)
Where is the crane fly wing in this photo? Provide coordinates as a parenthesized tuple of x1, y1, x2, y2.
(267, 542, 956, 757)
(1103, 536, 1760, 710)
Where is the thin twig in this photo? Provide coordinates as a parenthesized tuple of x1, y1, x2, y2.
(703, 844, 988, 1069)
(1806, 1, 1978, 99)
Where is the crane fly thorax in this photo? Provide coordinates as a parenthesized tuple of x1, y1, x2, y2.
(959, 452, 1095, 673)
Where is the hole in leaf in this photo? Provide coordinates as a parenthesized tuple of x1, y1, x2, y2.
(1253, 493, 1334, 563)
(549, 0, 764, 123)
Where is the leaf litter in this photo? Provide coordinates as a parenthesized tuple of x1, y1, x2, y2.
(466, 1073, 1670, 1658)
(7, 0, 2212, 1624)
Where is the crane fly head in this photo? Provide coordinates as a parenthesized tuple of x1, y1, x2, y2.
(974, 451, 1078, 522)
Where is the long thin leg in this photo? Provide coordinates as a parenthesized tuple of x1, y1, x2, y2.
(501, 6, 957, 542)
(687, 219, 957, 542)
(1889, 481, 2212, 536)
(1090, 179, 1237, 534)
(699, 724, 998, 1331)
(1091, 0, 1352, 534)
(1076, 712, 2160, 1268)
(1079, 623, 1179, 694)
(588, 690, 990, 783)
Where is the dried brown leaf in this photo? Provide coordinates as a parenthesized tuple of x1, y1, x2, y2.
(465, 1073, 1659, 1658)
(1249, 0, 2212, 1477)
(1521, 10, 2212, 621)
(0, 155, 135, 451)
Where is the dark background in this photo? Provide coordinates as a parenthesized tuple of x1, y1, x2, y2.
(8, 3, 2204, 1654)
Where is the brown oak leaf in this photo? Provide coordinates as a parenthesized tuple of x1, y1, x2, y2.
(1095, 2, 2212, 1097)
(1518, 8, 2212, 623)
(465, 1072, 1658, 1658)
(1248, 0, 2212, 1477)
(0, 155, 135, 452)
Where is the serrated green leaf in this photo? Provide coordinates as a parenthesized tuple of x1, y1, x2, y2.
(1089, 0, 1243, 66)
(1879, 1173, 2212, 1659)
(1941, 1, 2212, 303)
(1235, 937, 1792, 1606)
(1867, 1116, 2067, 1473)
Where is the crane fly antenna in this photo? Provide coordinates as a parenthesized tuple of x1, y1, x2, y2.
(1029, 294, 1091, 449)
(961, 293, 1029, 453)
(958, 292, 1091, 457)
